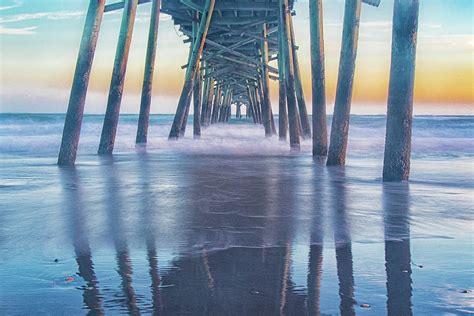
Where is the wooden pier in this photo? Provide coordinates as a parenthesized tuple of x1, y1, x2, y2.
(58, 0, 419, 182)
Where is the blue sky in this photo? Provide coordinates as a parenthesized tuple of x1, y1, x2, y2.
(0, 0, 473, 114)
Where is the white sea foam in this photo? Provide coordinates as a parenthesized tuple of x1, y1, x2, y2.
(0, 114, 472, 159)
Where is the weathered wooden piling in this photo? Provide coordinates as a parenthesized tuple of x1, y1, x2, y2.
(246, 84, 258, 124)
(270, 107, 277, 135)
(218, 90, 225, 122)
(383, 0, 419, 182)
(278, 18, 288, 141)
(289, 14, 312, 139)
(252, 85, 262, 124)
(200, 66, 210, 126)
(180, 43, 195, 137)
(135, 0, 160, 146)
(193, 62, 202, 138)
(168, 0, 215, 139)
(280, 0, 301, 149)
(261, 23, 273, 137)
(327, 0, 361, 165)
(98, 0, 138, 155)
(180, 99, 191, 136)
(211, 85, 221, 124)
(236, 104, 241, 119)
(310, 0, 328, 156)
(58, 0, 106, 165)
(204, 79, 215, 126)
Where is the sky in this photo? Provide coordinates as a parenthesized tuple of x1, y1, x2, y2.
(0, 0, 473, 115)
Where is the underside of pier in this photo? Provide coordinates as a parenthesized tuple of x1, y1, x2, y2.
(58, 0, 419, 182)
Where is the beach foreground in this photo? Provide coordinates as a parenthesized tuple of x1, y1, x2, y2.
(0, 114, 473, 315)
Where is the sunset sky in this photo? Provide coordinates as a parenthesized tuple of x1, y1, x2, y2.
(0, 0, 472, 114)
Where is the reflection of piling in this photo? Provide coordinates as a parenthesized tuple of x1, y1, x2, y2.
(383, 0, 419, 182)
(383, 183, 413, 315)
(307, 244, 323, 315)
(307, 164, 325, 315)
(103, 162, 140, 314)
(329, 168, 356, 315)
(137, 155, 163, 314)
(61, 169, 104, 315)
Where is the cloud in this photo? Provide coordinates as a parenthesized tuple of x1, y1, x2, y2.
(0, 0, 22, 11)
(0, 26, 37, 35)
(0, 11, 84, 24)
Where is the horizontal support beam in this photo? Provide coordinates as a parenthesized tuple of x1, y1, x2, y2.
(179, 0, 203, 13)
(105, 0, 151, 13)
(362, 0, 381, 7)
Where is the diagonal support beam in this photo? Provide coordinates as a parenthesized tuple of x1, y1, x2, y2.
(105, 0, 151, 13)
(180, 0, 203, 13)
(169, 0, 216, 139)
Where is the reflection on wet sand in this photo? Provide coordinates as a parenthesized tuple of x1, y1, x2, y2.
(60, 169, 104, 315)
(137, 154, 163, 315)
(384, 183, 413, 316)
(103, 160, 140, 315)
(307, 160, 325, 316)
(60, 158, 414, 315)
(329, 168, 356, 316)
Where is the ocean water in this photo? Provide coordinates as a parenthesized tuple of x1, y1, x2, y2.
(0, 113, 473, 315)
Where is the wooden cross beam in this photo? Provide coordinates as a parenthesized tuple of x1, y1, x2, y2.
(362, 0, 381, 7)
(179, 0, 203, 13)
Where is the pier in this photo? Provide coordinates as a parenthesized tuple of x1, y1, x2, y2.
(58, 0, 419, 182)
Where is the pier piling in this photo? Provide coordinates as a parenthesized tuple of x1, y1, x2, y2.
(193, 62, 202, 138)
(58, 0, 415, 177)
(261, 24, 273, 137)
(383, 0, 419, 182)
(278, 16, 288, 141)
(327, 0, 361, 165)
(310, 0, 328, 157)
(99, 0, 138, 155)
(289, 14, 312, 139)
(280, 0, 301, 150)
(58, 0, 105, 165)
(136, 0, 160, 146)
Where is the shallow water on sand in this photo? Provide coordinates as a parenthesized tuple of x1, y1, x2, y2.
(0, 114, 473, 315)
